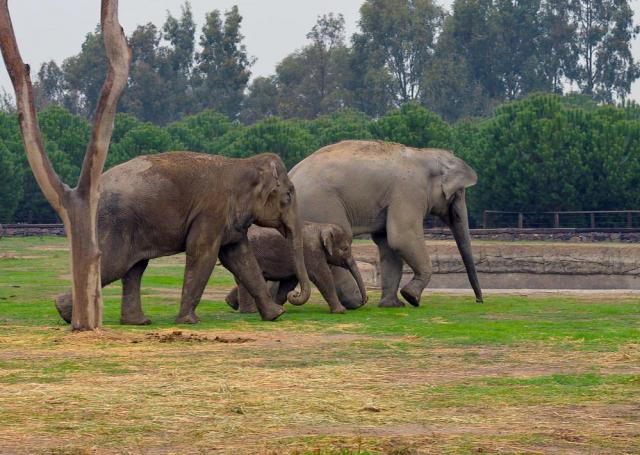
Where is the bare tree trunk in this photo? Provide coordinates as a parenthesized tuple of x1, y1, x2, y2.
(65, 194, 103, 329)
(0, 0, 131, 331)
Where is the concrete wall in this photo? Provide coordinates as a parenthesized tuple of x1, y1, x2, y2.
(353, 241, 640, 290)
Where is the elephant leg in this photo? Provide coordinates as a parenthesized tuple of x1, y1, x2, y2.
(312, 266, 347, 314)
(332, 266, 365, 310)
(121, 259, 151, 325)
(176, 224, 220, 324)
(54, 254, 131, 324)
(372, 232, 405, 308)
(237, 283, 258, 313)
(386, 204, 432, 307)
(219, 239, 284, 322)
(273, 278, 297, 305)
(225, 286, 239, 310)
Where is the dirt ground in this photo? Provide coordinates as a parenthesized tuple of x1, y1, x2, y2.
(1, 237, 639, 454)
(0, 323, 638, 454)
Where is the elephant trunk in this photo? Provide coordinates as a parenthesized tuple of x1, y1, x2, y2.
(283, 212, 311, 306)
(448, 194, 483, 303)
(347, 257, 368, 306)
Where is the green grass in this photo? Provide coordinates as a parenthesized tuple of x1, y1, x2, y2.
(2, 236, 638, 349)
(1, 236, 639, 453)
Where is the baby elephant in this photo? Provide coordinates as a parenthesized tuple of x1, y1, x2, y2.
(226, 222, 368, 314)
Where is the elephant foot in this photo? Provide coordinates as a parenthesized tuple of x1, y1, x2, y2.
(330, 304, 347, 314)
(121, 315, 152, 326)
(54, 293, 73, 324)
(340, 292, 366, 310)
(175, 312, 200, 324)
(400, 280, 424, 307)
(225, 288, 239, 310)
(239, 305, 258, 314)
(378, 295, 405, 308)
(258, 303, 285, 322)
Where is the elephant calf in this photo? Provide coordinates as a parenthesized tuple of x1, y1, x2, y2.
(225, 222, 368, 314)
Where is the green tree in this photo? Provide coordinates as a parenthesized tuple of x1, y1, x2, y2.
(34, 61, 65, 110)
(371, 103, 451, 148)
(121, 3, 196, 123)
(358, 0, 446, 103)
(120, 23, 168, 123)
(455, 93, 640, 218)
(11, 106, 90, 223)
(421, 30, 489, 122)
(491, 0, 546, 98)
(240, 76, 281, 123)
(160, 2, 197, 118)
(167, 109, 235, 152)
(194, 6, 254, 118)
(343, 33, 395, 117)
(62, 26, 107, 117)
(222, 117, 316, 168)
(107, 123, 177, 167)
(0, 144, 22, 222)
(306, 109, 374, 147)
(111, 113, 146, 144)
(424, 0, 500, 119)
(274, 14, 352, 119)
(460, 95, 587, 216)
(38, 105, 91, 170)
(163, 1, 196, 78)
(0, 112, 23, 222)
(570, 0, 640, 101)
(537, 0, 579, 93)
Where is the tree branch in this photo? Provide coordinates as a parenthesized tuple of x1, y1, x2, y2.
(0, 0, 68, 211)
(77, 0, 131, 194)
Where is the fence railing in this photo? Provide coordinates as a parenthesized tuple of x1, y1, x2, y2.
(2, 224, 65, 229)
(4, 212, 640, 237)
(481, 210, 640, 229)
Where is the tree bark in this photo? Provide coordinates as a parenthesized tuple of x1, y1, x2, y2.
(0, 0, 131, 331)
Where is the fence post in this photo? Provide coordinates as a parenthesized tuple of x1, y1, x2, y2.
(517, 213, 524, 229)
(628, 212, 633, 228)
(590, 213, 596, 229)
(554, 213, 560, 228)
(483, 211, 488, 229)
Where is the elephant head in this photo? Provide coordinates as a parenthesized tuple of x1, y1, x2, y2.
(320, 223, 368, 306)
(251, 154, 312, 306)
(434, 152, 483, 303)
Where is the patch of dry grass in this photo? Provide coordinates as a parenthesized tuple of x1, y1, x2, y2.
(0, 326, 638, 454)
(1, 237, 639, 453)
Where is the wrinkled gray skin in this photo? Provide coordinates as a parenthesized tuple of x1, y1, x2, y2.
(289, 140, 483, 309)
(55, 151, 312, 324)
(225, 222, 368, 314)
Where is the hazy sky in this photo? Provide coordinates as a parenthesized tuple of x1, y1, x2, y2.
(2, 0, 640, 101)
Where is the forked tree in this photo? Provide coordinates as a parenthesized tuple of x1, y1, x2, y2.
(0, 0, 131, 330)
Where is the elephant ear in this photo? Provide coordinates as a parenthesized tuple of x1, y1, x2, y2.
(440, 154, 478, 202)
(321, 227, 334, 255)
(258, 159, 281, 201)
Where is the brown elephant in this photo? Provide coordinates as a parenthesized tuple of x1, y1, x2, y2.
(225, 222, 368, 314)
(54, 151, 311, 324)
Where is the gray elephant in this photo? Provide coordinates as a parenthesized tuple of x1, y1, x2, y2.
(55, 151, 311, 324)
(225, 222, 368, 314)
(289, 140, 483, 308)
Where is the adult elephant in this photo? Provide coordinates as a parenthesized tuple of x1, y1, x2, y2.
(55, 151, 311, 324)
(289, 140, 483, 309)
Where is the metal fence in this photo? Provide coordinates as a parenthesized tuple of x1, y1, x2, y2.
(4, 212, 640, 238)
(481, 210, 640, 230)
